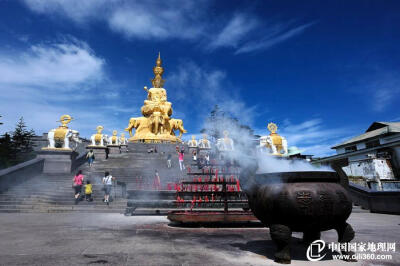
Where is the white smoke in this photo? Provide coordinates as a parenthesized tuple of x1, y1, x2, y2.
(255, 151, 332, 173)
(202, 114, 332, 173)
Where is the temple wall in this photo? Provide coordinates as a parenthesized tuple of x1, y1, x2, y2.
(343, 158, 395, 181)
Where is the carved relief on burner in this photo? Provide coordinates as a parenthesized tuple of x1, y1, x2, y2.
(296, 191, 313, 215)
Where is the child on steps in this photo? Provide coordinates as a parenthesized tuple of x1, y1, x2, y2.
(85, 180, 93, 202)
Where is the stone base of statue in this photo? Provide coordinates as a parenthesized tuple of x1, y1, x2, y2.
(120, 144, 128, 152)
(107, 145, 121, 154)
(129, 133, 181, 144)
(198, 147, 211, 156)
(38, 148, 78, 174)
(188, 147, 198, 155)
(86, 146, 108, 160)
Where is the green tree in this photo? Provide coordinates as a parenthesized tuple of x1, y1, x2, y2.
(11, 117, 35, 163)
(0, 133, 14, 168)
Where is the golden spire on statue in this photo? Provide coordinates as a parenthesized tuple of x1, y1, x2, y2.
(57, 114, 73, 128)
(267, 122, 278, 135)
(151, 52, 165, 88)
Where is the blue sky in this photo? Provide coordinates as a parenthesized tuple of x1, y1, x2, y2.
(0, 0, 399, 156)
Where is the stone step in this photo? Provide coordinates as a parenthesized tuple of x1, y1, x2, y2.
(0, 203, 128, 209)
(0, 208, 125, 213)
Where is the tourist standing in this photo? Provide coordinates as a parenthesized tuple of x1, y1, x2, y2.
(86, 149, 95, 167)
(153, 170, 161, 190)
(167, 153, 172, 168)
(85, 180, 93, 202)
(178, 150, 185, 171)
(72, 170, 84, 204)
(102, 171, 115, 205)
(193, 151, 197, 162)
(205, 153, 210, 166)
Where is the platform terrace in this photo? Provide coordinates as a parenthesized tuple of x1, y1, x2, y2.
(0, 211, 398, 265)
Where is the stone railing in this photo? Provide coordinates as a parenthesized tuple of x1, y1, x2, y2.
(348, 183, 400, 214)
(0, 157, 44, 193)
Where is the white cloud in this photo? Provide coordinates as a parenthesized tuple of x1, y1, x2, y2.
(22, 0, 313, 54)
(0, 38, 135, 138)
(373, 88, 396, 112)
(167, 60, 257, 128)
(0, 39, 104, 88)
(349, 68, 400, 113)
(23, 0, 205, 41)
(235, 22, 315, 54)
(254, 118, 355, 157)
(207, 14, 259, 50)
(22, 0, 110, 24)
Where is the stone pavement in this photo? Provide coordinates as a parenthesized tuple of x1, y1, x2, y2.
(0, 212, 398, 265)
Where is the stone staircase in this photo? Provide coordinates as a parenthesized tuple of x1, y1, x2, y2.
(0, 143, 191, 213)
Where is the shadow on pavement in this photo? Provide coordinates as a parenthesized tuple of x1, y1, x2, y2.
(231, 237, 340, 262)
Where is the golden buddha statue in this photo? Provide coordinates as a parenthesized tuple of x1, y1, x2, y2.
(125, 53, 186, 143)
(260, 122, 288, 156)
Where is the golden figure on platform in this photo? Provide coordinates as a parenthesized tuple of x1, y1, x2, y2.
(187, 135, 198, 147)
(259, 122, 288, 156)
(90, 126, 108, 146)
(125, 53, 186, 143)
(109, 130, 119, 145)
(43, 115, 81, 150)
(120, 133, 127, 145)
(198, 133, 211, 149)
(217, 130, 234, 151)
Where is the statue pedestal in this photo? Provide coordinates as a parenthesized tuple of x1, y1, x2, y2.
(198, 147, 211, 156)
(120, 144, 128, 152)
(86, 146, 108, 160)
(188, 147, 198, 155)
(38, 149, 78, 174)
(107, 145, 121, 154)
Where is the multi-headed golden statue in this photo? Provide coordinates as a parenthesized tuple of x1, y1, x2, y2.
(125, 53, 186, 143)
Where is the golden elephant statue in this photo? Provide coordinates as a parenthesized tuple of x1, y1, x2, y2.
(125, 117, 150, 138)
(169, 118, 187, 138)
(149, 111, 164, 135)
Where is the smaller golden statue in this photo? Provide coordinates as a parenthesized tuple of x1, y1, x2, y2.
(90, 126, 108, 146)
(187, 135, 198, 147)
(109, 130, 119, 145)
(198, 133, 211, 149)
(260, 122, 288, 156)
(43, 114, 80, 150)
(216, 131, 234, 151)
(120, 133, 127, 145)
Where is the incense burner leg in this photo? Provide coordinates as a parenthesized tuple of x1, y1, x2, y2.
(302, 230, 321, 245)
(270, 224, 292, 264)
(336, 222, 356, 261)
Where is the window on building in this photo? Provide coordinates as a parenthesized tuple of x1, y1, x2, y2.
(345, 145, 357, 152)
(365, 139, 380, 149)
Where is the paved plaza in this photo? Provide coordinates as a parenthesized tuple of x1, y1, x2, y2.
(0, 211, 398, 265)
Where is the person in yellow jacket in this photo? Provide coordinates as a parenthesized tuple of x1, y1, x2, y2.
(85, 180, 93, 202)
